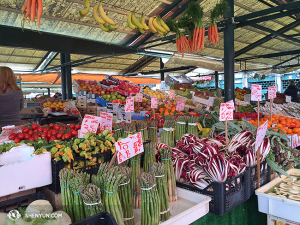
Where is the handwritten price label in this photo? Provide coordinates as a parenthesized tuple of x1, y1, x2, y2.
(226, 100, 234, 111)
(251, 84, 262, 101)
(255, 120, 268, 152)
(99, 112, 113, 132)
(80, 114, 102, 137)
(176, 99, 185, 111)
(136, 93, 143, 103)
(219, 103, 233, 121)
(125, 97, 134, 112)
(169, 90, 175, 99)
(151, 96, 158, 109)
(116, 132, 144, 164)
(268, 86, 276, 99)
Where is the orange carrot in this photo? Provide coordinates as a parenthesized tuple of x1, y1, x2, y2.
(194, 28, 199, 51)
(37, 0, 43, 27)
(31, 0, 36, 22)
(193, 28, 197, 50)
(201, 27, 205, 50)
(25, 0, 31, 21)
(212, 25, 216, 44)
(22, 0, 28, 14)
(208, 26, 211, 42)
(215, 25, 219, 44)
(198, 28, 202, 50)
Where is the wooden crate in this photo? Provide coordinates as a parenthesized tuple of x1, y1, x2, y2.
(42, 186, 62, 211)
(0, 189, 36, 212)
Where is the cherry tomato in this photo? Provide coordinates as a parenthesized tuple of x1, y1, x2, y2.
(54, 125, 60, 131)
(69, 124, 75, 129)
(49, 136, 56, 141)
(56, 133, 62, 139)
(64, 133, 70, 139)
(14, 137, 21, 143)
(38, 127, 43, 132)
(28, 138, 35, 141)
(8, 133, 16, 140)
(47, 133, 52, 138)
(24, 133, 30, 140)
(33, 129, 38, 133)
(49, 123, 54, 128)
(37, 133, 41, 137)
(32, 124, 38, 130)
(61, 135, 66, 140)
(75, 124, 80, 129)
(71, 129, 78, 137)
(33, 135, 39, 140)
(22, 127, 30, 133)
(41, 132, 47, 138)
(17, 133, 24, 140)
(50, 130, 56, 136)
(28, 130, 33, 136)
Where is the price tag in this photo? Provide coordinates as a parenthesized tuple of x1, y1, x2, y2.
(251, 84, 262, 101)
(286, 95, 292, 103)
(226, 100, 234, 110)
(116, 132, 144, 164)
(136, 93, 143, 102)
(79, 114, 102, 138)
(99, 112, 113, 132)
(206, 105, 210, 111)
(125, 97, 134, 112)
(169, 90, 175, 99)
(176, 99, 185, 111)
(151, 96, 158, 109)
(268, 86, 276, 99)
(292, 134, 298, 149)
(255, 120, 268, 152)
(219, 103, 233, 121)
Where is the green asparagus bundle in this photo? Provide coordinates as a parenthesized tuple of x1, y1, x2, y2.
(165, 115, 175, 121)
(129, 154, 142, 208)
(79, 184, 103, 217)
(175, 116, 187, 141)
(138, 172, 160, 225)
(69, 171, 90, 222)
(187, 116, 199, 136)
(124, 122, 137, 137)
(160, 147, 177, 202)
(136, 120, 149, 142)
(148, 120, 158, 143)
(143, 142, 156, 173)
(150, 162, 169, 221)
(114, 123, 125, 140)
(59, 168, 75, 222)
(118, 166, 134, 225)
(104, 167, 125, 225)
(161, 120, 175, 147)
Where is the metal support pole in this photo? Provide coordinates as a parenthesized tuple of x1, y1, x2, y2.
(60, 53, 66, 100)
(224, 0, 234, 102)
(215, 71, 219, 89)
(160, 58, 165, 81)
(47, 88, 50, 96)
(65, 53, 72, 99)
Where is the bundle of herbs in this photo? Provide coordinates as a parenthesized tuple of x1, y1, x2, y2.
(150, 162, 170, 221)
(143, 142, 157, 173)
(187, 116, 199, 136)
(114, 123, 125, 140)
(130, 153, 142, 208)
(175, 116, 187, 141)
(79, 184, 103, 217)
(136, 120, 149, 142)
(148, 120, 158, 143)
(161, 120, 175, 147)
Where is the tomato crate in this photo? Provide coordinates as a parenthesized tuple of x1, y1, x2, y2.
(176, 171, 249, 216)
(246, 160, 271, 199)
(72, 211, 117, 225)
(48, 150, 111, 194)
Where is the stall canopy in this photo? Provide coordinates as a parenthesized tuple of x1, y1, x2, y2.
(19, 73, 161, 85)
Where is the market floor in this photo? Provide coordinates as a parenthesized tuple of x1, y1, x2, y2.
(191, 195, 267, 225)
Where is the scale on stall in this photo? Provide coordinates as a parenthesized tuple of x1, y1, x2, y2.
(20, 102, 44, 122)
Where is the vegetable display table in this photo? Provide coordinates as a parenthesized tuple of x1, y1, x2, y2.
(191, 195, 267, 225)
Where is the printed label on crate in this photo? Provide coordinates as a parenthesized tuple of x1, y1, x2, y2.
(151, 96, 158, 109)
(116, 132, 144, 164)
(255, 120, 268, 152)
(99, 112, 113, 132)
(79, 114, 102, 138)
(0, 125, 24, 143)
(176, 99, 185, 111)
(136, 93, 143, 102)
(268, 86, 276, 99)
(286, 95, 292, 103)
(125, 97, 134, 112)
(169, 90, 175, 99)
(268, 215, 300, 225)
(251, 84, 262, 101)
(219, 103, 233, 121)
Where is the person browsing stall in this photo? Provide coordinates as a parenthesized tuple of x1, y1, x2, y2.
(284, 80, 300, 102)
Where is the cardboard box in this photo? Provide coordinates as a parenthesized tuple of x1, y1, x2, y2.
(79, 108, 87, 117)
(87, 104, 97, 114)
(77, 91, 87, 100)
(87, 93, 98, 103)
(0, 145, 51, 197)
(77, 99, 87, 108)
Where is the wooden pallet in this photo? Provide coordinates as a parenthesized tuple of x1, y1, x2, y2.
(0, 189, 36, 212)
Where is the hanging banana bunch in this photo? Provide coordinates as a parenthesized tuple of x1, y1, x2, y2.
(79, 0, 90, 17)
(97, 2, 117, 32)
(128, 10, 147, 33)
(148, 16, 169, 36)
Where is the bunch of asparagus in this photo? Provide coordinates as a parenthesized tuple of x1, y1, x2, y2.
(79, 184, 103, 217)
(59, 168, 75, 222)
(124, 122, 137, 137)
(150, 162, 169, 221)
(130, 153, 142, 208)
(136, 120, 149, 142)
(143, 142, 156, 173)
(92, 162, 110, 208)
(114, 123, 125, 140)
(148, 120, 158, 143)
(161, 120, 175, 147)
(160, 147, 177, 202)
(138, 172, 160, 225)
(187, 116, 199, 137)
(175, 116, 187, 141)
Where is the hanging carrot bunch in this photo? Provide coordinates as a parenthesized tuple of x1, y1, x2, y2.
(208, 0, 229, 44)
(22, 0, 43, 27)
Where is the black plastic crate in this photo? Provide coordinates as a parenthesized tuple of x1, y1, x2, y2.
(0, 190, 44, 213)
(48, 150, 111, 194)
(246, 160, 271, 199)
(176, 171, 249, 216)
(72, 212, 117, 225)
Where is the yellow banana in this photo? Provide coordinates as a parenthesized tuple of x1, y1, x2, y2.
(93, 4, 105, 24)
(158, 16, 170, 32)
(99, 23, 110, 32)
(157, 30, 165, 36)
(140, 13, 149, 30)
(153, 16, 167, 33)
(127, 13, 137, 29)
(104, 23, 117, 31)
(131, 10, 144, 30)
(139, 28, 146, 34)
(79, 0, 90, 17)
(148, 17, 157, 33)
(99, 2, 116, 25)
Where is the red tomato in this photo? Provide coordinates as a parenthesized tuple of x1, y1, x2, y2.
(41, 132, 47, 138)
(37, 133, 41, 137)
(33, 135, 39, 140)
(38, 127, 43, 132)
(28, 130, 33, 136)
(33, 129, 38, 133)
(47, 133, 52, 138)
(71, 129, 78, 137)
(8, 133, 16, 140)
(56, 133, 62, 139)
(23, 127, 30, 133)
(49, 136, 56, 141)
(61, 135, 66, 140)
(49, 123, 54, 128)
(54, 125, 60, 131)
(32, 124, 38, 130)
(24, 133, 30, 140)
(28, 138, 35, 141)
(17, 133, 24, 140)
(64, 133, 70, 139)
(14, 137, 21, 143)
(69, 124, 75, 129)
(51, 130, 57, 136)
